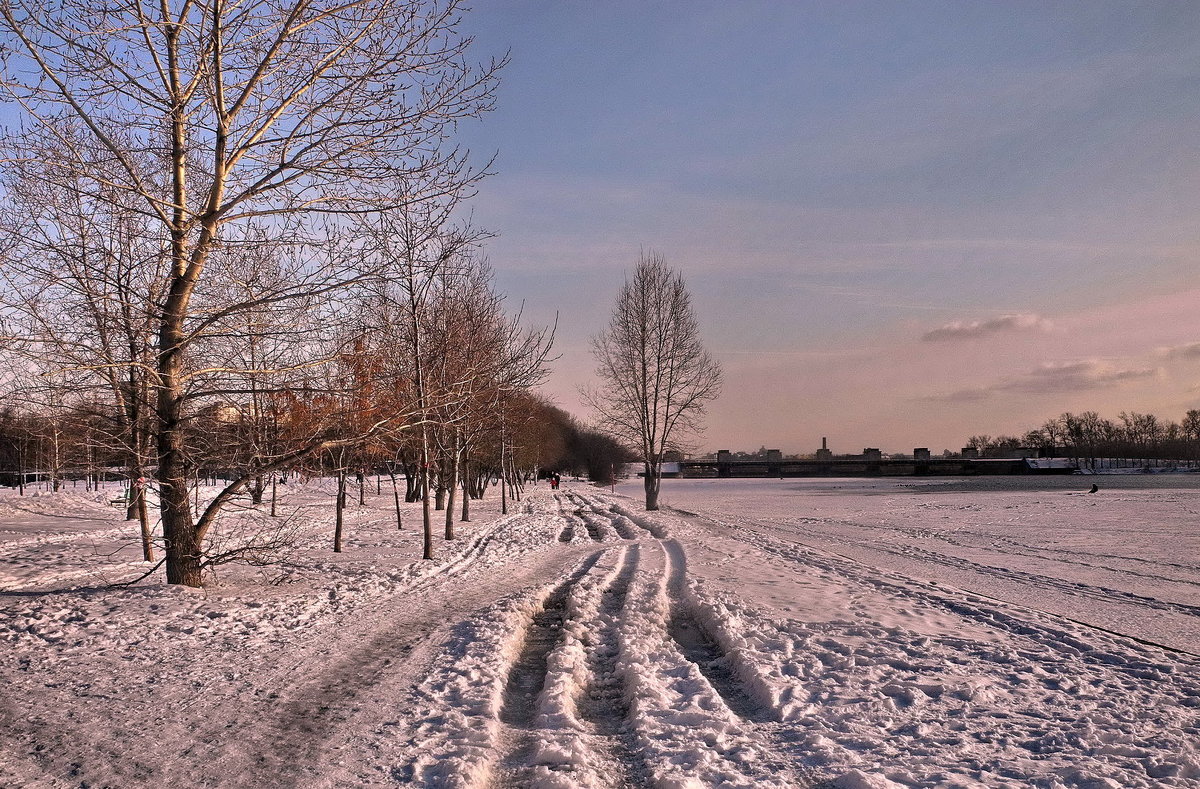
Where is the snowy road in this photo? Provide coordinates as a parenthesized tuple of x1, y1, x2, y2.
(2, 478, 1199, 788)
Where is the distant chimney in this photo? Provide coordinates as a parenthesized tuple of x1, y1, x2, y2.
(822, 437, 827, 450)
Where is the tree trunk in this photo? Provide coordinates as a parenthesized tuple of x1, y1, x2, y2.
(500, 465, 508, 515)
(404, 463, 420, 502)
(644, 463, 661, 511)
(444, 439, 459, 540)
(460, 473, 470, 522)
(125, 456, 141, 521)
(160, 455, 203, 585)
(421, 452, 433, 560)
(136, 484, 153, 562)
(334, 469, 346, 553)
(158, 332, 204, 586)
(50, 430, 62, 492)
(270, 475, 278, 517)
(389, 468, 403, 531)
(357, 470, 365, 505)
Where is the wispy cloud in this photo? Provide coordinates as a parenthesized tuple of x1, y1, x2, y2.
(921, 313, 1051, 342)
(713, 348, 875, 358)
(927, 359, 1159, 402)
(1158, 341, 1200, 360)
(1002, 361, 1158, 394)
(928, 387, 994, 403)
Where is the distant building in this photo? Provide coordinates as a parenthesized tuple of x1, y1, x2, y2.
(815, 437, 833, 461)
(914, 448, 931, 461)
(862, 448, 882, 462)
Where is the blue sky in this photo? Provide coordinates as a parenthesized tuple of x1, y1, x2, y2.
(455, 1, 1200, 453)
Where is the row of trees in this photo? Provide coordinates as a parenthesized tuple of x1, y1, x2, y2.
(0, 382, 638, 550)
(0, 0, 557, 586)
(965, 409, 1200, 466)
(0, 394, 638, 498)
(0, 0, 722, 582)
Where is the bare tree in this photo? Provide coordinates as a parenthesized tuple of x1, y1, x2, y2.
(426, 257, 554, 534)
(359, 204, 479, 559)
(0, 149, 166, 557)
(0, 0, 501, 586)
(586, 251, 721, 510)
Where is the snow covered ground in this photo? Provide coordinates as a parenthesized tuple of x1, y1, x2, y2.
(2, 475, 1199, 788)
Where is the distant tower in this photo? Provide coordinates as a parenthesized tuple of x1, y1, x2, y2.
(815, 437, 833, 461)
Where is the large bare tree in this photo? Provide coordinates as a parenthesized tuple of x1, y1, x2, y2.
(0, 0, 501, 585)
(587, 252, 722, 510)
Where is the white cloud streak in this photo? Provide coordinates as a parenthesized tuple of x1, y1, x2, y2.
(928, 359, 1159, 402)
(922, 313, 1052, 342)
(1158, 342, 1200, 360)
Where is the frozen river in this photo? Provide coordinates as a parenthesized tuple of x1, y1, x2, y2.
(623, 475, 1200, 654)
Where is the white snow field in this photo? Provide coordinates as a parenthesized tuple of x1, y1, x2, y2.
(2, 475, 1199, 788)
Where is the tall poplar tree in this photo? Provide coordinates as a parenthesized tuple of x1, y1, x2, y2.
(587, 252, 722, 510)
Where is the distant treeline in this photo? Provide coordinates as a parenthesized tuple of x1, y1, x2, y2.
(965, 409, 1200, 467)
(0, 400, 636, 492)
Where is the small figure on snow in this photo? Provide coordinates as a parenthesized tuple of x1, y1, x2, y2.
(1088, 483, 1099, 494)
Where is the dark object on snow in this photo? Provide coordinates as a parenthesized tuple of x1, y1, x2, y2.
(1088, 483, 1099, 494)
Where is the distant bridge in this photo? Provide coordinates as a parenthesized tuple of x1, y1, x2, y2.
(668, 457, 1078, 478)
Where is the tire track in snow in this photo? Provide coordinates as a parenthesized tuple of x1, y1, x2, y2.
(892, 539, 1200, 618)
(664, 508, 1200, 786)
(489, 551, 608, 787)
(498, 551, 603, 727)
(581, 512, 606, 542)
(742, 521, 1200, 669)
(179, 545, 578, 789)
(986, 532, 1200, 587)
(793, 516, 1200, 621)
(564, 491, 630, 542)
(569, 492, 672, 541)
(716, 507, 1200, 656)
(607, 512, 638, 540)
(605, 502, 668, 539)
(792, 512, 1200, 603)
(173, 514, 517, 723)
(578, 544, 644, 788)
(552, 493, 578, 542)
(662, 538, 770, 723)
